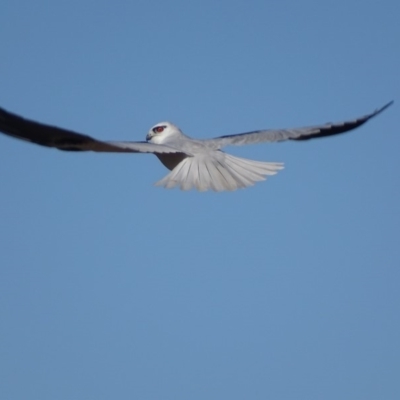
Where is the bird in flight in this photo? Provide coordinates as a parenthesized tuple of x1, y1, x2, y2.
(0, 101, 393, 192)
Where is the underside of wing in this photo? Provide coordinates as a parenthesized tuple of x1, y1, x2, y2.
(0, 107, 181, 154)
(203, 101, 393, 149)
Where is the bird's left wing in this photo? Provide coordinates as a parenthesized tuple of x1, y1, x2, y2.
(203, 101, 393, 149)
(0, 106, 181, 154)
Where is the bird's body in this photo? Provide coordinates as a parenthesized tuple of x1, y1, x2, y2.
(143, 122, 284, 191)
(0, 101, 393, 192)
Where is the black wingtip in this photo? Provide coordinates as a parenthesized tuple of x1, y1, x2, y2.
(376, 100, 394, 115)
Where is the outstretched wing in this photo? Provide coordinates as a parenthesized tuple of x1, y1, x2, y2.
(0, 106, 181, 154)
(204, 101, 393, 149)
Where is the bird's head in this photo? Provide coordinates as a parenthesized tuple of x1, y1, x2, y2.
(146, 122, 182, 144)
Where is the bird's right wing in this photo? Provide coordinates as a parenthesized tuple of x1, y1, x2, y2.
(203, 101, 393, 149)
(0, 106, 182, 154)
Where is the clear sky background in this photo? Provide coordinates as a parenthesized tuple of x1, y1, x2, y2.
(0, 1, 399, 399)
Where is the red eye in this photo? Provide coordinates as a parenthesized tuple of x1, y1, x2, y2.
(154, 126, 165, 133)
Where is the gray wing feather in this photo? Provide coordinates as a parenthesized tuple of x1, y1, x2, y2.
(0, 107, 180, 154)
(204, 101, 393, 149)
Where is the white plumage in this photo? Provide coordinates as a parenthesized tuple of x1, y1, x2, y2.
(155, 151, 283, 192)
(0, 101, 393, 192)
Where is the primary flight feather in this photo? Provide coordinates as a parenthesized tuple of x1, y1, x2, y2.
(0, 101, 393, 192)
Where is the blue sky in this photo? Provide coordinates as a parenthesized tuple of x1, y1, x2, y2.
(0, 1, 399, 399)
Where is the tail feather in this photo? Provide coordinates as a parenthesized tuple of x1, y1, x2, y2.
(161, 159, 187, 189)
(204, 159, 231, 192)
(214, 160, 240, 189)
(155, 152, 283, 192)
(229, 156, 281, 175)
(222, 159, 254, 188)
(224, 156, 265, 182)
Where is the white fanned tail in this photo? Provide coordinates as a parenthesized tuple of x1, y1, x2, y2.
(155, 152, 284, 192)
